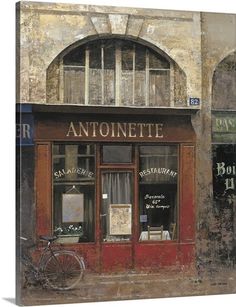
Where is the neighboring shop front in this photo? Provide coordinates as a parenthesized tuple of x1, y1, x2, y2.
(212, 112, 236, 264)
(211, 50, 236, 265)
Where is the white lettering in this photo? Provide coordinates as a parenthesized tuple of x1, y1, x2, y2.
(78, 122, 89, 137)
(140, 168, 178, 178)
(216, 162, 236, 176)
(139, 171, 144, 178)
(146, 123, 154, 137)
(137, 123, 146, 137)
(128, 123, 136, 138)
(66, 122, 78, 137)
(226, 166, 232, 175)
(90, 122, 99, 137)
(54, 168, 94, 179)
(16, 124, 31, 139)
(99, 122, 109, 137)
(111, 122, 115, 137)
(65, 121, 165, 139)
(155, 123, 164, 138)
(22, 124, 31, 139)
(225, 178, 235, 190)
(117, 123, 127, 137)
(217, 162, 226, 176)
(54, 172, 59, 179)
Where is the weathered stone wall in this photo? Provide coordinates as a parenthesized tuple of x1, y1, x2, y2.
(17, 1, 201, 105)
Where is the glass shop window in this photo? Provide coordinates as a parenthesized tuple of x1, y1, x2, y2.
(53, 144, 95, 243)
(212, 144, 236, 262)
(102, 145, 133, 164)
(139, 145, 178, 241)
(101, 172, 133, 242)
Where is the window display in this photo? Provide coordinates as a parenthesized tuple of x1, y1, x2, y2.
(53, 144, 95, 243)
(139, 145, 178, 241)
(101, 172, 133, 242)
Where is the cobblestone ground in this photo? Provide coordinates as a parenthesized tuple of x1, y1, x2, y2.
(20, 267, 236, 306)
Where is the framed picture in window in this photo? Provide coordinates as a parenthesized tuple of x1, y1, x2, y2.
(62, 194, 84, 223)
(109, 204, 132, 235)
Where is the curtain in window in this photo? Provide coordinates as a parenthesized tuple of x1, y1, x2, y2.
(101, 172, 132, 238)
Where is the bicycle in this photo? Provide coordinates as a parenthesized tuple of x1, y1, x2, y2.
(20, 235, 85, 291)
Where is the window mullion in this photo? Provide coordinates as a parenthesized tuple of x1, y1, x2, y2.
(59, 58, 64, 103)
(85, 47, 90, 105)
(101, 45, 105, 105)
(132, 45, 135, 105)
(170, 61, 174, 107)
(145, 49, 149, 106)
(115, 44, 121, 106)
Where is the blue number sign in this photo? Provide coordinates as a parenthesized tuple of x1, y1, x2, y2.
(189, 98, 200, 106)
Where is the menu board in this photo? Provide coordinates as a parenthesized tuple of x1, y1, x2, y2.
(109, 204, 132, 235)
(143, 193, 170, 210)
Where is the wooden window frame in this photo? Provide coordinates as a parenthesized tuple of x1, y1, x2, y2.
(62, 40, 172, 107)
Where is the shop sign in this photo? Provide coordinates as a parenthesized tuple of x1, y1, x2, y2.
(215, 161, 236, 191)
(66, 121, 164, 139)
(36, 115, 196, 143)
(213, 145, 236, 200)
(212, 114, 236, 133)
(54, 167, 94, 179)
(139, 167, 177, 178)
(16, 105, 34, 146)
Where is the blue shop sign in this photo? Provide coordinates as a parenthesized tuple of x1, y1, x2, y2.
(16, 104, 34, 146)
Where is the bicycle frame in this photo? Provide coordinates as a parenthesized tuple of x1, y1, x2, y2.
(20, 236, 86, 290)
(20, 237, 60, 275)
(38, 241, 64, 272)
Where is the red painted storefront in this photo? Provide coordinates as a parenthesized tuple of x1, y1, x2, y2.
(34, 106, 196, 273)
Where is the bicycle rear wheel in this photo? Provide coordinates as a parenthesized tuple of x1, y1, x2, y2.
(42, 251, 84, 290)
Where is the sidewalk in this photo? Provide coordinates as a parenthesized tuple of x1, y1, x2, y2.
(21, 268, 236, 305)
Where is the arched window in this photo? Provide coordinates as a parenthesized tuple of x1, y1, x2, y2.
(63, 39, 171, 107)
(212, 51, 236, 110)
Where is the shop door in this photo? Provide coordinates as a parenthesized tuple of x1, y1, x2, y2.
(100, 171, 134, 271)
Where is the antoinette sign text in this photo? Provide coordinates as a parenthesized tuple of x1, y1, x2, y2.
(66, 121, 164, 139)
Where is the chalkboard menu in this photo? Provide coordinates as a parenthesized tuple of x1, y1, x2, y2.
(143, 193, 170, 210)
(139, 183, 177, 229)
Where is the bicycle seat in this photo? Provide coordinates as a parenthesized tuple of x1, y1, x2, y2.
(39, 235, 58, 242)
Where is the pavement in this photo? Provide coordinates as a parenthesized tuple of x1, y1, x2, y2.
(19, 267, 236, 306)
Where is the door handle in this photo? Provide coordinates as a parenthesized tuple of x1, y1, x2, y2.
(100, 214, 107, 217)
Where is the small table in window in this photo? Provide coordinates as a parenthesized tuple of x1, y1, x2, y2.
(139, 230, 171, 241)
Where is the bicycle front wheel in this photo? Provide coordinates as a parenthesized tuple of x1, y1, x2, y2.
(42, 251, 84, 290)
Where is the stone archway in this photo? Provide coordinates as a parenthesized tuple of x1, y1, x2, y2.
(212, 50, 236, 110)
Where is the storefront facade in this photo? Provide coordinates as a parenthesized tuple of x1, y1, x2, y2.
(16, 2, 236, 279)
(33, 108, 195, 271)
